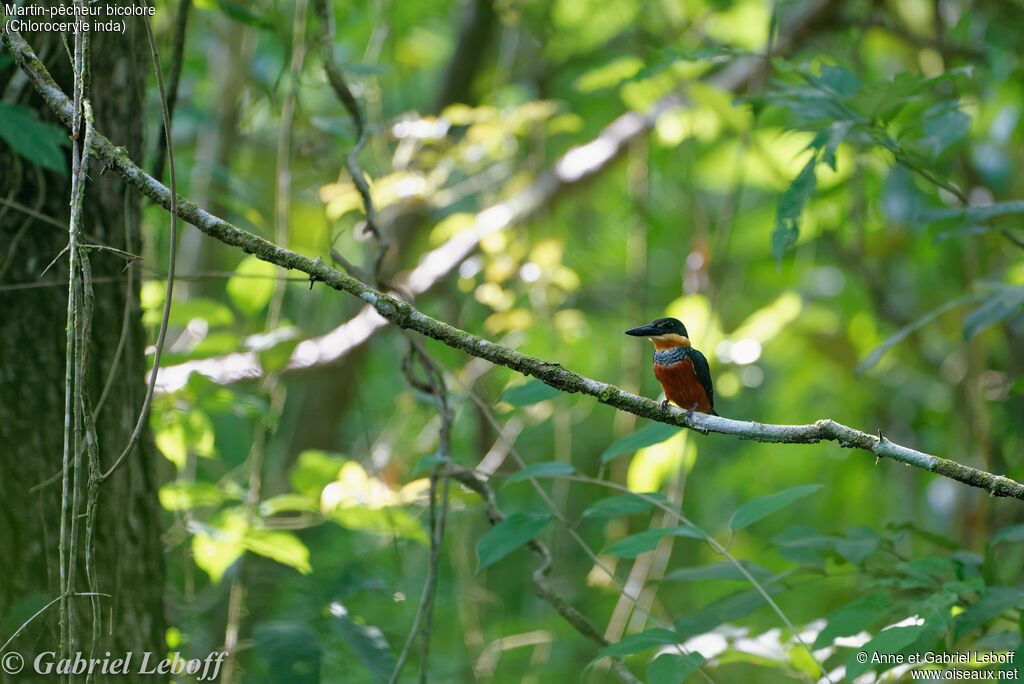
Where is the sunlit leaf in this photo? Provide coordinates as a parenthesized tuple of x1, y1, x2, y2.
(729, 484, 824, 531)
(227, 255, 278, 314)
(243, 528, 312, 574)
(159, 481, 227, 511)
(476, 512, 551, 572)
(601, 423, 681, 463)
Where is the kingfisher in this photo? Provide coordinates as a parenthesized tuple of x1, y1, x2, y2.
(625, 317, 718, 416)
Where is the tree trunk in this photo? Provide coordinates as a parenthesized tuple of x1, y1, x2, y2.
(0, 15, 166, 678)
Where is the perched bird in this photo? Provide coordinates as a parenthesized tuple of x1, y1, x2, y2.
(625, 317, 718, 417)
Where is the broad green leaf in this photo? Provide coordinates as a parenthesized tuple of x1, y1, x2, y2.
(675, 585, 783, 639)
(159, 480, 227, 511)
(259, 494, 319, 515)
(921, 107, 971, 158)
(243, 528, 312, 574)
(502, 380, 561, 406)
(606, 524, 703, 558)
(846, 625, 924, 679)
(664, 560, 774, 583)
(504, 461, 576, 485)
(729, 484, 824, 531)
(583, 492, 668, 518)
(290, 450, 347, 498)
(330, 507, 429, 544)
(962, 286, 1024, 340)
(476, 513, 551, 572)
(0, 102, 69, 174)
(648, 653, 705, 684)
(331, 608, 396, 682)
(953, 587, 1024, 642)
(813, 592, 892, 649)
(411, 454, 448, 477)
(833, 526, 880, 566)
(816, 63, 861, 97)
(601, 423, 681, 463)
(991, 522, 1024, 546)
(589, 628, 681, 665)
(192, 529, 244, 583)
(773, 156, 817, 265)
(227, 254, 278, 314)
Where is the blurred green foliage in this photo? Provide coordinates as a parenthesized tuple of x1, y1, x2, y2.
(134, 0, 1024, 680)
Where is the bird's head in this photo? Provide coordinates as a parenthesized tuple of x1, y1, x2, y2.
(625, 317, 691, 349)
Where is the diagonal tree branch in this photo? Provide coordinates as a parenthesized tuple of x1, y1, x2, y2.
(5, 2, 1020, 504)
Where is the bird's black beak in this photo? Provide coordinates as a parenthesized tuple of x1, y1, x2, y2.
(625, 323, 659, 337)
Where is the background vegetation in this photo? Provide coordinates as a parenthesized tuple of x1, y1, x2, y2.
(2, 0, 1023, 681)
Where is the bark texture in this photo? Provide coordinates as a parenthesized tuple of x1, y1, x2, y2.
(0, 13, 167, 674)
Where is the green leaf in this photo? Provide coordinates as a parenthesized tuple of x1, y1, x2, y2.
(330, 507, 429, 544)
(502, 380, 561, 406)
(606, 525, 703, 558)
(601, 423, 681, 463)
(504, 461, 576, 485)
(773, 156, 817, 265)
(258, 494, 319, 515)
(290, 450, 346, 498)
(583, 492, 668, 518)
(991, 522, 1024, 546)
(675, 585, 783, 639)
(227, 254, 278, 314)
(816, 64, 861, 97)
(648, 653, 705, 684)
(664, 560, 774, 583)
(954, 587, 1024, 642)
(243, 528, 312, 574)
(962, 285, 1024, 340)
(0, 102, 69, 174)
(833, 526, 880, 566)
(813, 592, 892, 649)
(921, 107, 971, 158)
(159, 480, 227, 511)
(857, 294, 985, 373)
(589, 628, 681, 665)
(729, 484, 824, 531)
(331, 608, 396, 682)
(846, 625, 924, 679)
(476, 513, 551, 572)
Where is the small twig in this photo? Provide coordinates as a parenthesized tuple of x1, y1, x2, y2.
(99, 4, 178, 483)
(313, 0, 388, 281)
(0, 592, 111, 658)
(151, 0, 191, 180)
(389, 341, 452, 684)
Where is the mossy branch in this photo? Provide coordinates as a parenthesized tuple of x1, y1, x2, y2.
(3, 20, 1021, 502)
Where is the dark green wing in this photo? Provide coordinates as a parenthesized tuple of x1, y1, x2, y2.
(687, 347, 716, 414)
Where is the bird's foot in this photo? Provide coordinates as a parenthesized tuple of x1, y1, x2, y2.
(688, 403, 709, 435)
(660, 399, 670, 412)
